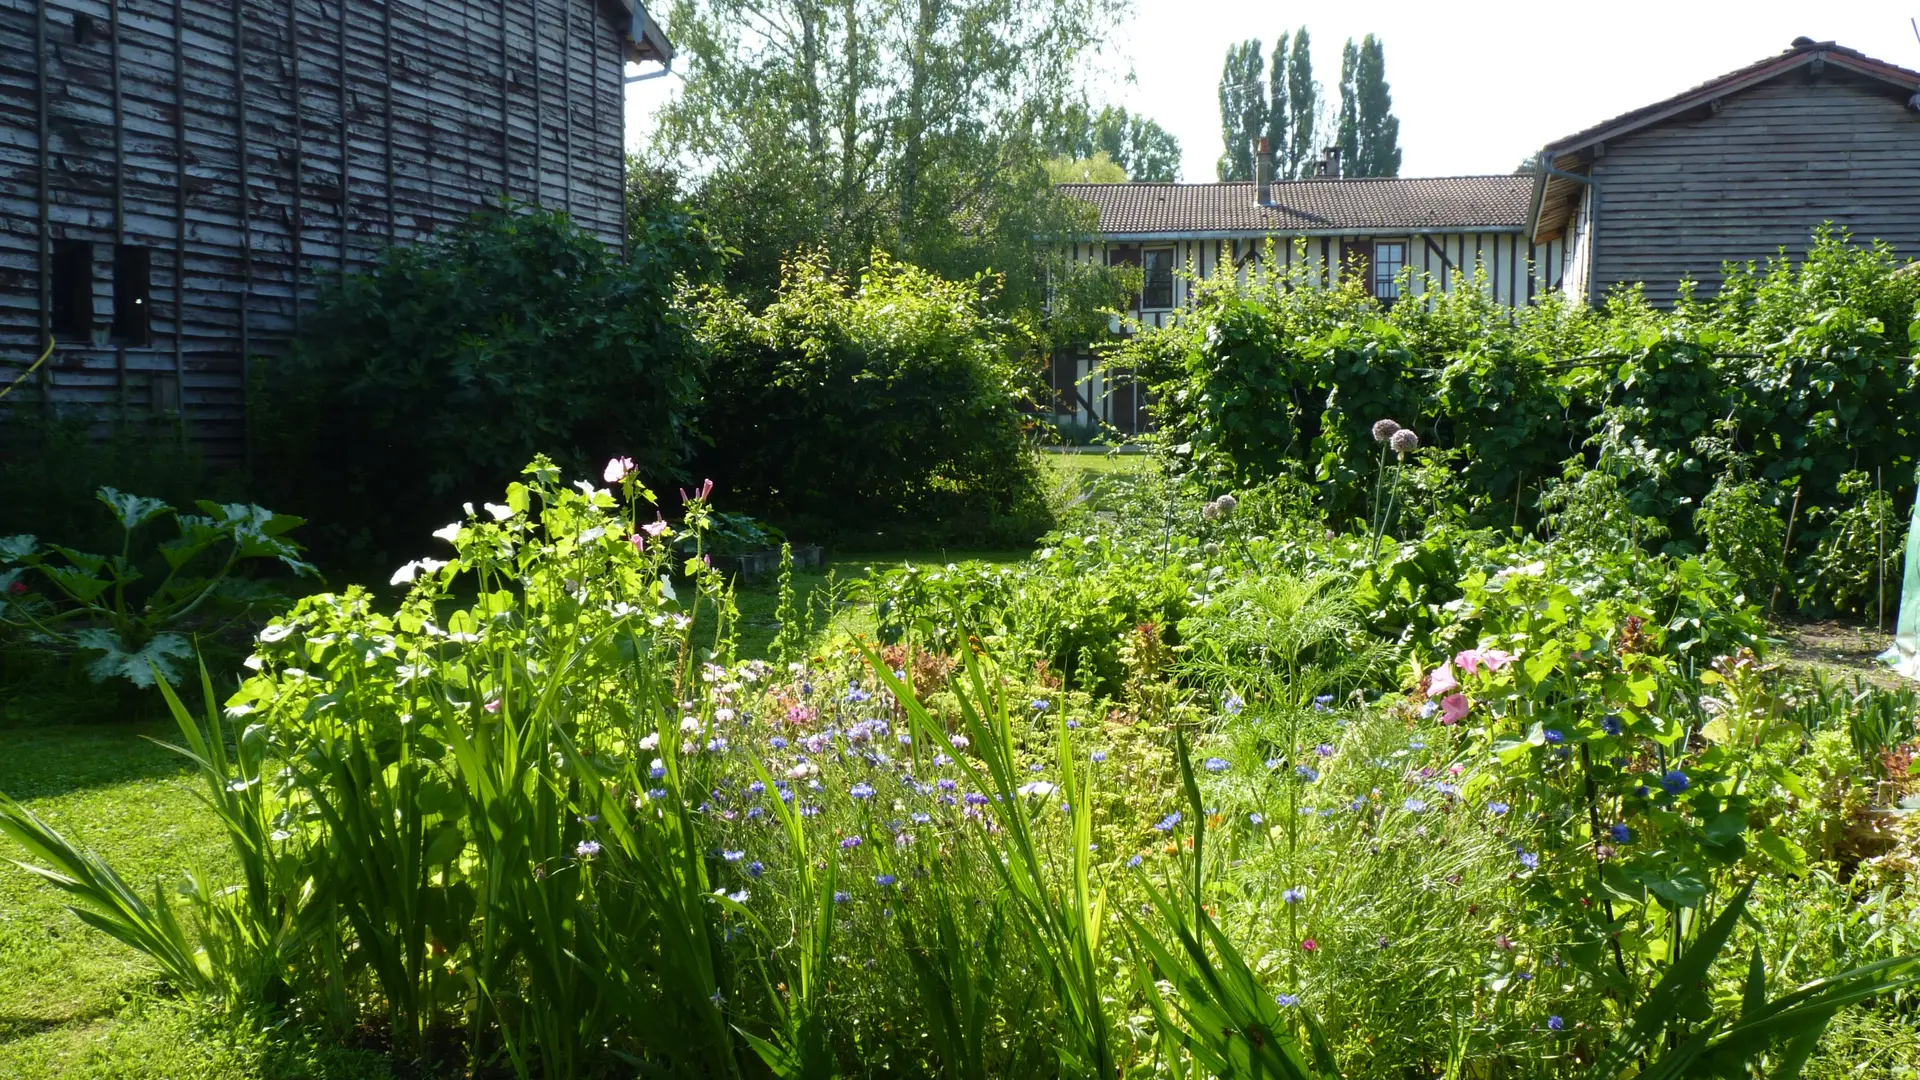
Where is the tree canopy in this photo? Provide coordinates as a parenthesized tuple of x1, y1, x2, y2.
(1217, 28, 1402, 182)
(1336, 35, 1401, 177)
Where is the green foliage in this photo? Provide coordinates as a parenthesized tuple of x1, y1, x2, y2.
(1694, 473, 1785, 600)
(1796, 470, 1906, 618)
(1334, 35, 1399, 178)
(256, 203, 718, 563)
(1215, 40, 1266, 181)
(0, 489, 312, 687)
(1047, 104, 1182, 183)
(695, 251, 1050, 544)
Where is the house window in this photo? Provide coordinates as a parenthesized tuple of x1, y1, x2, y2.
(50, 240, 94, 341)
(112, 244, 151, 346)
(1141, 248, 1174, 310)
(1372, 241, 1407, 300)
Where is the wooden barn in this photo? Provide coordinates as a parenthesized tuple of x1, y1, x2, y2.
(1532, 38, 1920, 306)
(0, 0, 672, 461)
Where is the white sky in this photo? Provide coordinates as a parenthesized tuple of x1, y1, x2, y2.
(627, 0, 1920, 182)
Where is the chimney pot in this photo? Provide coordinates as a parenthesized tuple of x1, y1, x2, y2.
(1318, 146, 1342, 179)
(1255, 138, 1274, 205)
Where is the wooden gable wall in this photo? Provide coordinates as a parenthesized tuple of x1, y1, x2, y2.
(1583, 70, 1920, 306)
(0, 0, 630, 461)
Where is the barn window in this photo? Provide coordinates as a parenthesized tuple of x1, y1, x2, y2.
(113, 244, 151, 346)
(50, 240, 93, 341)
(1372, 241, 1407, 300)
(1141, 248, 1174, 310)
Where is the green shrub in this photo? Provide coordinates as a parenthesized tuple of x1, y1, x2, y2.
(255, 202, 720, 565)
(1796, 470, 1907, 618)
(694, 251, 1050, 545)
(1694, 473, 1785, 601)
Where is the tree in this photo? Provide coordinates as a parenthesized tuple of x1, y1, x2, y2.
(1264, 31, 1289, 176)
(1215, 40, 1265, 181)
(1049, 105, 1182, 182)
(654, 0, 1124, 308)
(1046, 151, 1127, 184)
(1338, 34, 1400, 177)
(1284, 29, 1318, 178)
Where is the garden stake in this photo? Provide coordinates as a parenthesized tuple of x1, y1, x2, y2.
(1878, 467, 1886, 631)
(1772, 485, 1802, 617)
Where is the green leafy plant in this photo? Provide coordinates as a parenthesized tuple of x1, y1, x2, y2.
(0, 488, 313, 686)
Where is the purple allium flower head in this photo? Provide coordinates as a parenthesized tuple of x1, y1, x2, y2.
(1389, 429, 1420, 455)
(1372, 418, 1403, 443)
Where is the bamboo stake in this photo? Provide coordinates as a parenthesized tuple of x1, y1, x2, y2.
(1772, 484, 1802, 619)
(1877, 467, 1886, 632)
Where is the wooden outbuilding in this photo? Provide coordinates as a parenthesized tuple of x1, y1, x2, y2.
(1, 0, 671, 461)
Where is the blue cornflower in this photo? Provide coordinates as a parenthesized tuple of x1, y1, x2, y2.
(1282, 886, 1305, 904)
(964, 792, 990, 806)
(1127, 855, 1143, 868)
(711, 987, 725, 1006)
(1661, 769, 1690, 795)
(1610, 823, 1632, 843)
(769, 736, 789, 750)
(1204, 757, 1231, 773)
(933, 753, 954, 767)
(746, 861, 765, 878)
(1265, 757, 1283, 770)
(800, 804, 820, 817)
(845, 687, 871, 703)
(647, 787, 667, 800)
(850, 782, 876, 800)
(650, 762, 667, 780)
(911, 812, 930, 823)
(1091, 750, 1108, 763)
(1600, 714, 1623, 736)
(833, 891, 850, 904)
(748, 781, 766, 796)
(938, 777, 958, 791)
(1517, 851, 1540, 870)
(576, 840, 601, 858)
(1223, 692, 1245, 715)
(1409, 738, 1427, 750)
(722, 849, 745, 862)
(1153, 811, 1182, 833)
(1275, 993, 1300, 1007)
(1295, 765, 1320, 783)
(1315, 743, 1335, 757)
(1066, 719, 1079, 729)
(1544, 729, 1564, 745)
(1488, 801, 1510, 816)
(1031, 699, 1050, 711)
(1248, 812, 1264, 826)
(876, 874, 896, 887)
(1547, 1015, 1564, 1031)
(1403, 798, 1427, 813)
(747, 807, 764, 819)
(840, 836, 862, 849)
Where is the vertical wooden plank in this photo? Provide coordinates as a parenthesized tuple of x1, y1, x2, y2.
(336, 0, 347, 272)
(110, 0, 127, 421)
(233, 0, 251, 377)
(499, 0, 511, 200)
(382, 0, 394, 241)
(174, 0, 187, 421)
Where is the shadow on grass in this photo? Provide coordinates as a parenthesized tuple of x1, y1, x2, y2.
(0, 721, 197, 802)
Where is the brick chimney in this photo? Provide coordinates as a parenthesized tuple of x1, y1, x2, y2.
(1255, 137, 1274, 205)
(1318, 146, 1342, 179)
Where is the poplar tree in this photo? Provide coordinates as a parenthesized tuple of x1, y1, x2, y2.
(1284, 30, 1317, 178)
(1264, 31, 1289, 175)
(1337, 34, 1401, 177)
(1215, 40, 1266, 181)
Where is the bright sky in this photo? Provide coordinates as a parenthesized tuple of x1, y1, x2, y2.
(626, 0, 1920, 182)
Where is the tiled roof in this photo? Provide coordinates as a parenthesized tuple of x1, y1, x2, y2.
(1542, 40, 1920, 155)
(1056, 175, 1535, 236)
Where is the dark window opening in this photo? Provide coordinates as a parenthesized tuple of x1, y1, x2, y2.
(1372, 241, 1407, 301)
(113, 244, 151, 346)
(1141, 248, 1174, 310)
(73, 13, 96, 45)
(50, 240, 93, 341)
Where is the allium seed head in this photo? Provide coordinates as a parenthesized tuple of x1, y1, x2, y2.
(1389, 429, 1420, 455)
(1372, 418, 1402, 443)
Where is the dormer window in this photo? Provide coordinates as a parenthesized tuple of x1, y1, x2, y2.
(1141, 247, 1174, 310)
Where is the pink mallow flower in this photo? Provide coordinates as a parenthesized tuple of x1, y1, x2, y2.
(1426, 663, 1459, 698)
(604, 456, 636, 483)
(642, 520, 670, 537)
(1439, 694, 1471, 726)
(1455, 647, 1516, 676)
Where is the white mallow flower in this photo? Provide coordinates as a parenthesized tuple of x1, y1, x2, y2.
(680, 716, 702, 734)
(390, 561, 424, 585)
(462, 502, 475, 516)
(714, 708, 736, 723)
(578, 527, 605, 544)
(1019, 781, 1057, 798)
(257, 622, 294, 643)
(638, 732, 660, 750)
(484, 502, 515, 521)
(786, 761, 819, 780)
(432, 523, 462, 543)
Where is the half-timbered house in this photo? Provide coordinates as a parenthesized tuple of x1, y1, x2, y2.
(1, 0, 672, 460)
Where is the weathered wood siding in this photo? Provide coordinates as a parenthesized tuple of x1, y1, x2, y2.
(0, 0, 631, 462)
(1047, 231, 1569, 430)
(1587, 70, 1920, 305)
